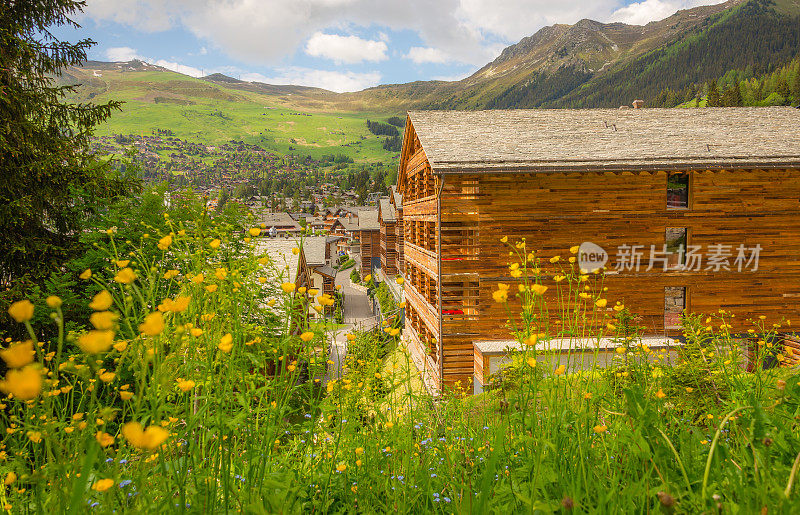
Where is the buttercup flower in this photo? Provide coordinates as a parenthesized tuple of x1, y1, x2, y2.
(0, 366, 42, 400)
(210, 239, 221, 249)
(595, 299, 608, 308)
(0, 341, 35, 369)
(218, 333, 234, 353)
(114, 267, 137, 284)
(177, 379, 196, 392)
(139, 312, 164, 336)
(96, 431, 115, 447)
(281, 283, 296, 293)
(249, 227, 261, 237)
(527, 357, 537, 368)
(8, 300, 34, 323)
(300, 332, 314, 342)
(46, 296, 62, 309)
(92, 479, 115, 492)
(79, 269, 92, 280)
(90, 311, 118, 331)
(122, 422, 168, 450)
(78, 331, 115, 354)
(554, 364, 566, 376)
(531, 284, 548, 295)
(157, 234, 173, 250)
(89, 291, 113, 312)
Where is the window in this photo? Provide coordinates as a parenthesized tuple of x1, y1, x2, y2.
(664, 287, 686, 330)
(665, 227, 688, 268)
(667, 173, 689, 209)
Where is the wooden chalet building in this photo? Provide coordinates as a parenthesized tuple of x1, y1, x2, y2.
(378, 193, 402, 276)
(397, 108, 800, 390)
(356, 210, 380, 277)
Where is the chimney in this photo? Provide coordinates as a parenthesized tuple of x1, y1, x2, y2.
(632, 99, 645, 109)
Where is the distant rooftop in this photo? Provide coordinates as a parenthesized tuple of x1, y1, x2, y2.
(408, 107, 800, 173)
(357, 209, 379, 231)
(378, 198, 395, 222)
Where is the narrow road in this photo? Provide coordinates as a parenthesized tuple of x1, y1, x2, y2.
(325, 269, 378, 382)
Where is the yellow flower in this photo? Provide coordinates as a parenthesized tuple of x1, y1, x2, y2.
(531, 284, 548, 295)
(593, 425, 608, 434)
(99, 371, 115, 383)
(122, 422, 168, 450)
(79, 269, 92, 280)
(28, 430, 42, 443)
(170, 295, 191, 313)
(177, 379, 195, 392)
(364, 274, 372, 282)
(396, 277, 404, 285)
(300, 332, 314, 342)
(655, 389, 666, 399)
(157, 234, 173, 250)
(570, 245, 580, 254)
(8, 300, 34, 323)
(0, 341, 35, 369)
(114, 267, 137, 284)
(113, 340, 128, 352)
(584, 392, 592, 400)
(210, 239, 221, 249)
(308, 288, 319, 296)
(120, 391, 134, 401)
(389, 328, 400, 337)
(92, 479, 115, 492)
(258, 277, 268, 284)
(510, 269, 522, 278)
(613, 303, 625, 312)
(336, 463, 347, 472)
(553, 275, 566, 282)
(115, 260, 130, 268)
(139, 312, 164, 336)
(191, 273, 205, 284)
(218, 333, 233, 353)
(0, 366, 42, 400)
(95, 431, 115, 447)
(549, 256, 560, 263)
(685, 387, 694, 393)
(526, 357, 537, 368)
(266, 299, 276, 307)
(90, 311, 118, 331)
(595, 299, 608, 308)
(190, 328, 203, 337)
(46, 296, 62, 309)
(554, 364, 566, 376)
(524, 334, 538, 347)
(205, 284, 218, 293)
(249, 227, 262, 237)
(163, 269, 179, 280)
(492, 289, 508, 303)
(4, 472, 16, 486)
(500, 236, 508, 243)
(355, 447, 364, 455)
(215, 267, 228, 280)
(346, 334, 356, 342)
(281, 282, 296, 293)
(78, 330, 115, 354)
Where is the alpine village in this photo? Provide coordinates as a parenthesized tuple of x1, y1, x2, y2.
(3, 0, 800, 512)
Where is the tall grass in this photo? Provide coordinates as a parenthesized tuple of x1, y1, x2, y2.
(1, 223, 799, 513)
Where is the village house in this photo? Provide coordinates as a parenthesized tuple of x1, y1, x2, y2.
(378, 187, 403, 277)
(396, 107, 800, 391)
(255, 212, 304, 237)
(355, 209, 380, 277)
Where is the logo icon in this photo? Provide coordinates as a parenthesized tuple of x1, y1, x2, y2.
(578, 242, 608, 273)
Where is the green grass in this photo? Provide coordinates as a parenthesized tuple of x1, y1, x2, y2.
(69, 68, 398, 163)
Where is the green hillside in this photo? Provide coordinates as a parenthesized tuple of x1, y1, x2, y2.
(64, 62, 399, 163)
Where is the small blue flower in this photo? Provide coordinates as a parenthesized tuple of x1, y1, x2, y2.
(119, 480, 132, 488)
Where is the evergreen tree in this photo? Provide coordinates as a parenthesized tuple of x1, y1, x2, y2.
(0, 0, 128, 284)
(706, 80, 721, 107)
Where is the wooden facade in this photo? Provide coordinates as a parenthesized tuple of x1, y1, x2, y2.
(379, 198, 399, 276)
(397, 108, 800, 390)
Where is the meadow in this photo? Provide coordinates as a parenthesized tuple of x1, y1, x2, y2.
(1, 191, 799, 513)
(68, 67, 397, 163)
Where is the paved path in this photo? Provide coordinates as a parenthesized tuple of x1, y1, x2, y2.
(325, 269, 378, 382)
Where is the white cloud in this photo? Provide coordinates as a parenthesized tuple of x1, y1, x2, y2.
(405, 47, 449, 64)
(105, 46, 140, 61)
(610, 0, 726, 25)
(242, 68, 382, 93)
(152, 59, 204, 77)
(305, 32, 388, 64)
(85, 1, 730, 70)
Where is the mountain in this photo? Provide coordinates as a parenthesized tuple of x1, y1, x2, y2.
(60, 0, 800, 160)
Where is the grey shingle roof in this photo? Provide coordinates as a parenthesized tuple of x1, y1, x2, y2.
(357, 209, 379, 231)
(378, 198, 396, 223)
(301, 236, 327, 266)
(408, 107, 800, 173)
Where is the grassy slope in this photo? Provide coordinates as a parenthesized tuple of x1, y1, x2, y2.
(69, 67, 397, 164)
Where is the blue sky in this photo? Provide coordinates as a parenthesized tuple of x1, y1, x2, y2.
(53, 0, 725, 92)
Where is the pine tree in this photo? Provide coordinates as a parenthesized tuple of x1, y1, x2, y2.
(792, 66, 800, 100)
(0, 0, 128, 284)
(707, 80, 721, 107)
